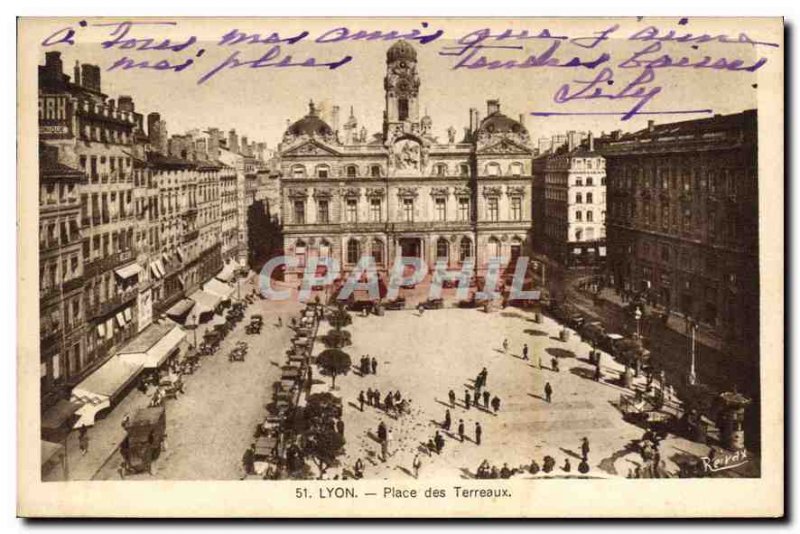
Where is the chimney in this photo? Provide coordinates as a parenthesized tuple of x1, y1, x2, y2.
(117, 95, 134, 112)
(647, 120, 655, 132)
(73, 61, 81, 86)
(241, 136, 249, 156)
(80, 64, 101, 92)
(588, 131, 594, 152)
(228, 129, 239, 154)
(567, 130, 577, 152)
(44, 51, 63, 74)
(487, 99, 500, 115)
(519, 113, 525, 129)
(208, 128, 221, 160)
(469, 108, 477, 132)
(332, 105, 340, 132)
(107, 99, 115, 111)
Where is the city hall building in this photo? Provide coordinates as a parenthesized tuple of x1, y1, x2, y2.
(278, 41, 534, 282)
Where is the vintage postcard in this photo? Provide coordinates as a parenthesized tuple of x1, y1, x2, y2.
(17, 17, 784, 517)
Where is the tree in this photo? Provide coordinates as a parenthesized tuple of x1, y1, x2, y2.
(316, 349, 352, 389)
(327, 307, 352, 331)
(301, 393, 345, 479)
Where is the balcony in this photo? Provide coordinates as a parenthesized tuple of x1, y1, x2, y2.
(86, 287, 138, 320)
(83, 251, 132, 278)
(183, 229, 199, 243)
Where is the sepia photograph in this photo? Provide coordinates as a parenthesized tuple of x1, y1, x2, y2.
(17, 15, 784, 517)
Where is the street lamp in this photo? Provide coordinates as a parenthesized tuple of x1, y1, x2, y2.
(687, 317, 698, 385)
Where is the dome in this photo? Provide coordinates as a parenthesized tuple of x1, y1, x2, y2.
(479, 112, 526, 135)
(286, 100, 334, 138)
(386, 40, 417, 64)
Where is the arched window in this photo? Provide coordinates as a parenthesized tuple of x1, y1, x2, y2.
(434, 163, 447, 177)
(459, 237, 473, 261)
(316, 164, 330, 178)
(487, 237, 501, 259)
(319, 240, 331, 258)
(291, 165, 306, 178)
(347, 239, 360, 265)
(436, 238, 449, 260)
(346, 165, 358, 178)
(509, 162, 523, 176)
(370, 165, 382, 177)
(371, 239, 384, 265)
(486, 162, 501, 176)
(460, 164, 470, 177)
(575, 228, 583, 241)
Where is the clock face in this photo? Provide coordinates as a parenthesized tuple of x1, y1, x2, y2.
(397, 80, 410, 93)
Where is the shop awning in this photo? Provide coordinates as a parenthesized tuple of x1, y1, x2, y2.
(166, 299, 195, 321)
(71, 357, 143, 427)
(115, 263, 142, 280)
(117, 324, 186, 369)
(41, 399, 83, 441)
(203, 278, 235, 300)
(216, 262, 236, 283)
(189, 290, 221, 315)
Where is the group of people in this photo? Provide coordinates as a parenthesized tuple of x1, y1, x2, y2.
(359, 388, 408, 415)
(358, 355, 378, 376)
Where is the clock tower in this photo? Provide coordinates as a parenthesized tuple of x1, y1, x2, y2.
(383, 40, 421, 142)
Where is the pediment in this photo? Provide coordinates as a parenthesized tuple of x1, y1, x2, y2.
(477, 138, 531, 155)
(282, 140, 341, 157)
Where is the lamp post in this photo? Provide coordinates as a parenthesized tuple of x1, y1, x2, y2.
(687, 317, 698, 386)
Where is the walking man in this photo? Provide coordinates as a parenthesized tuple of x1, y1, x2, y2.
(412, 453, 422, 479)
(502, 338, 509, 354)
(371, 357, 378, 375)
(544, 382, 553, 403)
(358, 390, 365, 411)
(464, 389, 471, 410)
(448, 389, 456, 408)
(483, 390, 490, 409)
(444, 409, 452, 431)
(458, 419, 465, 442)
(491, 395, 501, 413)
(522, 343, 529, 360)
(580, 437, 590, 461)
(475, 422, 482, 445)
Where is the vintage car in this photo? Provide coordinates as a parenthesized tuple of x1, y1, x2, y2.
(422, 297, 445, 310)
(384, 297, 406, 310)
(121, 406, 166, 475)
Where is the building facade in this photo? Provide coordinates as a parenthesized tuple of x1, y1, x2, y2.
(601, 111, 759, 348)
(532, 136, 607, 267)
(279, 41, 534, 282)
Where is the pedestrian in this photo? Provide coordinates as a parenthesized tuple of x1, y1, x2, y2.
(491, 395, 501, 413)
(384, 392, 394, 413)
(366, 387, 374, 407)
(464, 389, 471, 410)
(580, 437, 590, 461)
(545, 382, 553, 403)
(336, 419, 345, 436)
(475, 422, 482, 445)
(412, 453, 422, 479)
(458, 419, 465, 442)
(377, 421, 387, 443)
(374, 389, 382, 409)
(434, 431, 444, 454)
(78, 425, 89, 455)
(242, 443, 256, 478)
(354, 458, 364, 479)
(500, 463, 512, 478)
(277, 316, 283, 327)
(481, 367, 488, 387)
(443, 409, 452, 431)
(121, 414, 130, 430)
(358, 390, 365, 411)
(371, 357, 378, 375)
(483, 390, 490, 409)
(448, 389, 456, 408)
(552, 357, 559, 372)
(522, 343, 529, 360)
(386, 429, 393, 458)
(562, 458, 572, 473)
(538, 356, 543, 370)
(502, 338, 509, 353)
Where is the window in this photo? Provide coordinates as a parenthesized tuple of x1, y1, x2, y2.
(435, 198, 446, 221)
(398, 98, 409, 121)
(370, 198, 381, 222)
(487, 238, 500, 259)
(586, 192, 593, 204)
(575, 177, 583, 186)
(435, 164, 447, 177)
(459, 237, 473, 261)
(487, 198, 499, 221)
(371, 240, 384, 264)
(486, 162, 501, 176)
(436, 238, 449, 260)
(575, 228, 583, 241)
(292, 165, 306, 178)
(575, 210, 583, 222)
(317, 200, 329, 223)
(370, 165, 381, 178)
(586, 177, 593, 186)
(458, 197, 470, 221)
(293, 200, 305, 224)
(295, 240, 307, 268)
(319, 240, 331, 257)
(509, 162, 523, 176)
(460, 164, 470, 177)
(403, 198, 414, 222)
(601, 210, 606, 221)
(576, 193, 583, 204)
(511, 197, 522, 221)
(346, 199, 357, 222)
(601, 177, 606, 185)
(316, 165, 329, 178)
(346, 165, 357, 178)
(661, 245, 670, 262)
(347, 239, 360, 264)
(587, 211, 593, 222)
